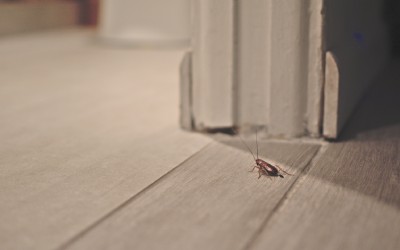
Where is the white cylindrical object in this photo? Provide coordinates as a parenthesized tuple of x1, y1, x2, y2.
(99, 0, 190, 47)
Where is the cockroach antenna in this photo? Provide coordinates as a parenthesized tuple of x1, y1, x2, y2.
(234, 127, 293, 179)
(234, 128, 256, 161)
(256, 128, 259, 159)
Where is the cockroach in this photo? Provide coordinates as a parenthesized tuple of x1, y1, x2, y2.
(237, 129, 293, 179)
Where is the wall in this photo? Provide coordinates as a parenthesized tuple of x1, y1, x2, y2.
(324, 0, 390, 137)
(0, 1, 79, 36)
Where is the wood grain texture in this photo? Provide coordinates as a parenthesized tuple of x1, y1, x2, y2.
(0, 128, 210, 250)
(249, 62, 400, 250)
(250, 140, 400, 250)
(63, 140, 320, 250)
(0, 30, 211, 250)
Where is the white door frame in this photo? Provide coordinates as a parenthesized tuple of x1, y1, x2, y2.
(180, 0, 389, 139)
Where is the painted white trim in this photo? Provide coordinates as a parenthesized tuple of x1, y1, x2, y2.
(191, 0, 235, 129)
(235, 0, 271, 130)
(323, 52, 339, 138)
(236, 0, 325, 138)
(184, 0, 325, 137)
(266, 0, 309, 137)
(183, 0, 391, 139)
(306, 0, 325, 137)
(180, 51, 193, 130)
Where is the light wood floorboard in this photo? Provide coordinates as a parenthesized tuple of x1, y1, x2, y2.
(2, 29, 399, 250)
(63, 140, 320, 250)
(249, 62, 400, 250)
(0, 29, 211, 250)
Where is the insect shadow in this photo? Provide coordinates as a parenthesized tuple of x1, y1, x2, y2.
(236, 129, 293, 179)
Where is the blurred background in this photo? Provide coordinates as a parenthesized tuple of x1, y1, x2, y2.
(0, 0, 99, 33)
(0, 0, 191, 47)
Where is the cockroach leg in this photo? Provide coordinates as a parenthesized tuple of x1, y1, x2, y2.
(258, 169, 272, 180)
(236, 128, 294, 180)
(274, 165, 293, 175)
(249, 165, 257, 172)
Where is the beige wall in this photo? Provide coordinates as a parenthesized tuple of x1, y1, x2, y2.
(0, 1, 79, 36)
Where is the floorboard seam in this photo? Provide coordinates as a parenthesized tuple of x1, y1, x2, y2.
(242, 144, 326, 250)
(56, 141, 213, 250)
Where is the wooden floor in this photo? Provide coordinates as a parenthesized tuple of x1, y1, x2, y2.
(0, 30, 399, 250)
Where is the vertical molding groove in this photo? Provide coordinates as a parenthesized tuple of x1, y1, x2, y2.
(306, 0, 325, 137)
(267, 0, 308, 137)
(235, 0, 271, 132)
(182, 0, 325, 138)
(191, 0, 235, 129)
(179, 51, 193, 130)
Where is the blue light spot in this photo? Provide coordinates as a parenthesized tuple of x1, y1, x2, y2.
(353, 32, 365, 45)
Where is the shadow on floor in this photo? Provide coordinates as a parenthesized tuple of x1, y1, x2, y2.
(212, 61, 400, 210)
(339, 61, 400, 141)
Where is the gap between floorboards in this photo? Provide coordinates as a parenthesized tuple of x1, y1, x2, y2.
(242, 143, 327, 250)
(57, 142, 212, 250)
